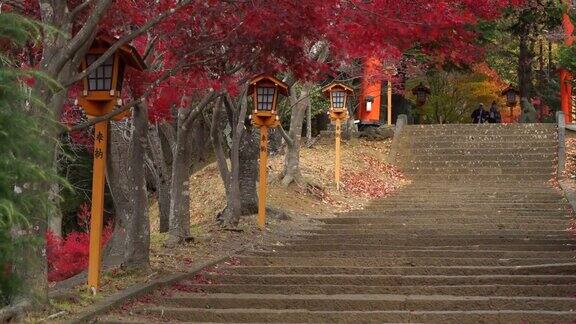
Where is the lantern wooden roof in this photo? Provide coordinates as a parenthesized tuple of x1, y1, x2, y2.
(89, 36, 147, 71)
(411, 82, 431, 95)
(248, 74, 290, 97)
(501, 85, 519, 96)
(322, 82, 354, 98)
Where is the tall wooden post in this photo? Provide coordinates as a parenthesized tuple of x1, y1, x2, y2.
(335, 119, 342, 190)
(87, 120, 109, 292)
(257, 126, 269, 230)
(387, 80, 392, 126)
(510, 106, 514, 122)
(561, 0, 574, 123)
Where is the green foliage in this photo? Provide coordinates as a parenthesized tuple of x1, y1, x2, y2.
(278, 83, 329, 129)
(0, 12, 61, 305)
(408, 70, 503, 124)
(558, 44, 576, 73)
(57, 138, 93, 234)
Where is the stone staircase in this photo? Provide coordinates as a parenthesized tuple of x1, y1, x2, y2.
(99, 123, 576, 323)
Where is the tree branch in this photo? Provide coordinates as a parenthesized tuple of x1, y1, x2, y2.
(182, 91, 218, 129)
(70, 0, 93, 18)
(50, 0, 113, 75)
(63, 0, 196, 87)
(211, 97, 231, 186)
(278, 124, 294, 147)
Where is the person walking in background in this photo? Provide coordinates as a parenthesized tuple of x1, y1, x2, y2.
(488, 101, 501, 123)
(471, 103, 489, 124)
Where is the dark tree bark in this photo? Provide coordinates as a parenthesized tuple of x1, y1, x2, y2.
(146, 122, 172, 233)
(123, 103, 150, 267)
(106, 122, 132, 260)
(237, 128, 259, 215)
(280, 83, 312, 186)
(212, 92, 252, 226)
(166, 92, 216, 246)
(518, 29, 534, 98)
(167, 108, 195, 245)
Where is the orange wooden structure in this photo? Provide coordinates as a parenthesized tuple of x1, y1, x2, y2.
(248, 75, 289, 229)
(358, 57, 382, 126)
(502, 85, 519, 122)
(76, 37, 146, 293)
(561, 0, 575, 123)
(322, 82, 353, 190)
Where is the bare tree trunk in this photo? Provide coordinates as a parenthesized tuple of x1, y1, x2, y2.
(238, 129, 259, 215)
(166, 92, 216, 246)
(146, 123, 172, 233)
(123, 103, 150, 268)
(306, 103, 312, 142)
(106, 122, 132, 259)
(518, 32, 534, 98)
(212, 91, 254, 226)
(281, 83, 312, 186)
(167, 108, 194, 245)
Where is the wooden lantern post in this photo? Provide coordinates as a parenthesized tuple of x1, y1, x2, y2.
(384, 66, 396, 126)
(387, 79, 392, 126)
(248, 75, 290, 229)
(412, 82, 431, 124)
(501, 85, 519, 122)
(76, 37, 146, 293)
(561, 0, 574, 123)
(322, 83, 353, 190)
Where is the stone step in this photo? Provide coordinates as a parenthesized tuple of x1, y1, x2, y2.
(400, 160, 554, 168)
(400, 167, 554, 175)
(398, 134, 557, 141)
(403, 174, 554, 181)
(302, 236, 573, 245)
(178, 283, 576, 297)
(157, 293, 576, 312)
(319, 221, 569, 228)
(321, 217, 569, 224)
(130, 307, 576, 323)
(406, 141, 557, 149)
(281, 243, 575, 252)
(311, 225, 569, 234)
(315, 222, 568, 230)
(398, 135, 558, 143)
(340, 211, 570, 218)
(381, 186, 561, 193)
(249, 250, 576, 260)
(361, 202, 565, 209)
(343, 207, 568, 213)
(402, 124, 557, 133)
(223, 263, 576, 276)
(395, 153, 555, 161)
(237, 256, 575, 267)
(371, 200, 563, 206)
(403, 123, 557, 129)
(203, 273, 576, 286)
(381, 192, 563, 198)
(401, 148, 556, 157)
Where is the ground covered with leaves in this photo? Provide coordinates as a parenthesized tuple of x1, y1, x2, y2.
(30, 135, 407, 322)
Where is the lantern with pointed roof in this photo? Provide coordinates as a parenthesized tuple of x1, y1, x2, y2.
(248, 74, 290, 127)
(322, 82, 354, 120)
(501, 85, 519, 107)
(77, 37, 146, 120)
(411, 82, 431, 107)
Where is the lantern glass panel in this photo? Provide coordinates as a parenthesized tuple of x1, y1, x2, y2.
(507, 91, 516, 104)
(416, 90, 427, 102)
(256, 86, 276, 111)
(331, 91, 346, 109)
(86, 54, 115, 91)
